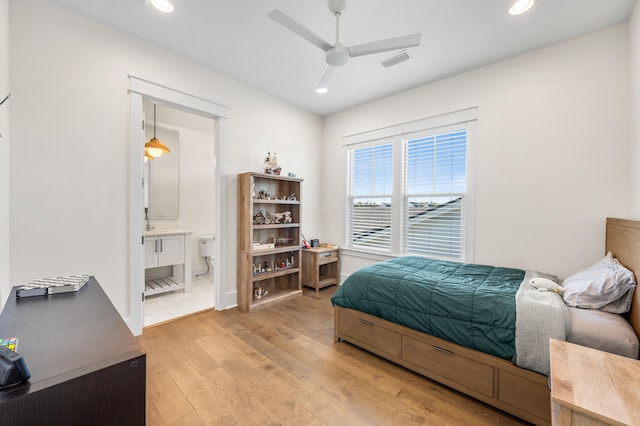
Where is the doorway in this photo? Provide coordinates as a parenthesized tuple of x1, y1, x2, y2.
(128, 76, 229, 336)
(142, 100, 216, 326)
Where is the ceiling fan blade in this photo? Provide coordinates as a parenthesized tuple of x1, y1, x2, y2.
(314, 65, 333, 93)
(268, 9, 333, 52)
(348, 33, 421, 58)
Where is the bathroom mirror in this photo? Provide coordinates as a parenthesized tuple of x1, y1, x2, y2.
(145, 126, 180, 220)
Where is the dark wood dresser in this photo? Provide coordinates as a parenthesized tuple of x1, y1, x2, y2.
(0, 277, 145, 425)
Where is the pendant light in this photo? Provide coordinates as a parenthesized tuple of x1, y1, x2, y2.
(145, 103, 170, 159)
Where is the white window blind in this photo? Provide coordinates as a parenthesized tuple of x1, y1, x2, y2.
(348, 142, 393, 250)
(404, 130, 466, 260)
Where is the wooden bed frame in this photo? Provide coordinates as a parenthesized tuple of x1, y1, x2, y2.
(334, 217, 640, 426)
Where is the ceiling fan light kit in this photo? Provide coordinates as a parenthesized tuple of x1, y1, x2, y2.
(150, 0, 174, 13)
(269, 0, 421, 92)
(509, 0, 535, 16)
(326, 44, 350, 66)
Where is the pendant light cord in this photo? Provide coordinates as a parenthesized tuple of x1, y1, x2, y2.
(153, 103, 157, 138)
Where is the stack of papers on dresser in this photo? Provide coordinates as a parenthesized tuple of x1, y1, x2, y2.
(16, 275, 90, 298)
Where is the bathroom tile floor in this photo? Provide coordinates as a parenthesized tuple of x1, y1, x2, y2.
(144, 275, 215, 327)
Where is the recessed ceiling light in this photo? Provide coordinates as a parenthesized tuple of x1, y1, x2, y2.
(150, 0, 174, 13)
(509, 0, 534, 15)
(315, 87, 328, 94)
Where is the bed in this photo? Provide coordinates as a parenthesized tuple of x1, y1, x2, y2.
(332, 218, 640, 425)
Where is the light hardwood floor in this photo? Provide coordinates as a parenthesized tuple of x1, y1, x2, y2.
(139, 286, 528, 425)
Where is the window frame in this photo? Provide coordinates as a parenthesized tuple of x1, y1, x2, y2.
(343, 108, 476, 262)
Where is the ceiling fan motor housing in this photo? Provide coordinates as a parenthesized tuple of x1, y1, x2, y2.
(326, 43, 350, 66)
(328, 0, 347, 15)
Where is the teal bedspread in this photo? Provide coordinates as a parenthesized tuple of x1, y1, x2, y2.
(331, 256, 525, 360)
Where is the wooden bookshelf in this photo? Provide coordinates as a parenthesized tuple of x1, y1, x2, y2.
(237, 172, 303, 311)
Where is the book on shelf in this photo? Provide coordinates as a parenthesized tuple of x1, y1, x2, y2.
(16, 275, 90, 298)
(252, 242, 275, 251)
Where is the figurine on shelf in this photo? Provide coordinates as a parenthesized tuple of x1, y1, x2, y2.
(273, 211, 289, 224)
(263, 151, 271, 172)
(253, 210, 266, 225)
(263, 151, 282, 175)
(271, 211, 292, 223)
(254, 287, 268, 299)
(258, 190, 271, 200)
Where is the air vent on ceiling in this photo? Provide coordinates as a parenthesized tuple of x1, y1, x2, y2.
(379, 50, 411, 68)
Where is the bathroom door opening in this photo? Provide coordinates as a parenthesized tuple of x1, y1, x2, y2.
(128, 76, 229, 336)
(142, 100, 217, 327)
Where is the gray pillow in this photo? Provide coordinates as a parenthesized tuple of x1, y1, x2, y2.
(566, 307, 639, 359)
(562, 252, 636, 314)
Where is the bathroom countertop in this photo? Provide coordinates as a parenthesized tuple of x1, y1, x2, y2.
(144, 229, 192, 237)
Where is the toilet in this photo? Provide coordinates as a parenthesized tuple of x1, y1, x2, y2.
(199, 235, 215, 258)
(198, 235, 215, 280)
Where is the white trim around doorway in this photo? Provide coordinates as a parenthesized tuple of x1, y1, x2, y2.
(127, 75, 230, 335)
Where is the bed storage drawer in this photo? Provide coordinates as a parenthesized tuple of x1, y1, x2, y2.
(401, 335, 495, 398)
(338, 310, 401, 358)
(498, 370, 551, 423)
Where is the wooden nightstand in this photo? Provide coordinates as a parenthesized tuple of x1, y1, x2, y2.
(549, 338, 640, 425)
(301, 246, 340, 297)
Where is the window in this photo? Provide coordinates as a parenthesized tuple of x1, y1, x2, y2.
(404, 130, 466, 259)
(345, 109, 474, 261)
(348, 142, 393, 251)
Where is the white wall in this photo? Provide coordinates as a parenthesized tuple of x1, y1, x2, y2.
(0, 0, 9, 306)
(630, 3, 640, 218)
(9, 0, 323, 319)
(323, 25, 630, 280)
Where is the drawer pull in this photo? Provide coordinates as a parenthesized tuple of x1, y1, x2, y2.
(432, 345, 453, 356)
(323, 253, 333, 257)
(359, 319, 373, 326)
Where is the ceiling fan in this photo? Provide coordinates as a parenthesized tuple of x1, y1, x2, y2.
(268, 0, 421, 93)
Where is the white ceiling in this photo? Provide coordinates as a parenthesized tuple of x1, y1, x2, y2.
(50, 0, 637, 116)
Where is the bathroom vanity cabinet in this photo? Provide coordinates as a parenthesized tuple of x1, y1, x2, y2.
(144, 230, 192, 296)
(237, 172, 303, 311)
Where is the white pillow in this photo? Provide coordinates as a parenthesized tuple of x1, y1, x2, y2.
(562, 252, 636, 314)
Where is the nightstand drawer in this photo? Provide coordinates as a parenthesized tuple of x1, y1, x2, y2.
(318, 250, 338, 264)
